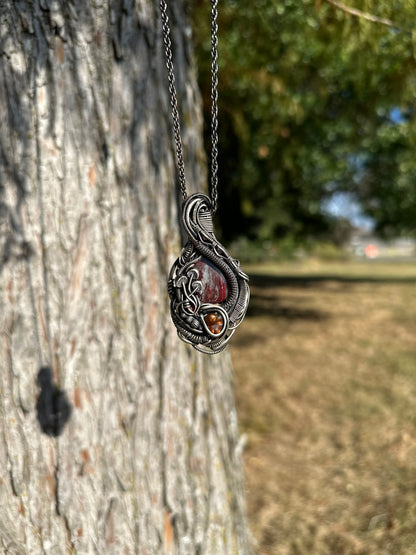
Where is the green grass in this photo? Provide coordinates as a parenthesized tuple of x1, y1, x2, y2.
(231, 260, 416, 554)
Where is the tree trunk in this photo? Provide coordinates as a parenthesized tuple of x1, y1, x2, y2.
(0, 1, 250, 553)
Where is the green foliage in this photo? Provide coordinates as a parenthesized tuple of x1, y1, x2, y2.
(191, 0, 416, 242)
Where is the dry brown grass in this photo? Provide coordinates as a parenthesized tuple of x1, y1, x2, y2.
(231, 259, 416, 555)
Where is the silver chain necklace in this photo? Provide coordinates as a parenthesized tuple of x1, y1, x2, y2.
(160, 0, 250, 354)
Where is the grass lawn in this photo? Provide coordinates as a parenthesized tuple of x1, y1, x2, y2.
(231, 259, 416, 554)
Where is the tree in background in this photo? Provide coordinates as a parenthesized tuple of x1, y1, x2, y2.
(192, 0, 416, 246)
(0, 1, 250, 552)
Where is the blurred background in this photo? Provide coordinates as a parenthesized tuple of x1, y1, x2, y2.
(191, 1, 416, 552)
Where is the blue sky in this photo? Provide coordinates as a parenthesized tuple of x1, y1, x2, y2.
(322, 191, 374, 230)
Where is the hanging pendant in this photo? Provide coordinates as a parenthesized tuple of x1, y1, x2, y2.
(168, 193, 250, 354)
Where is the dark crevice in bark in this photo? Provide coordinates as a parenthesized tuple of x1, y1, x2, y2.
(157, 329, 168, 506)
(34, 86, 53, 361)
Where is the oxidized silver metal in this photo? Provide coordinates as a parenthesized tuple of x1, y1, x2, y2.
(161, 1, 249, 353)
(168, 194, 250, 354)
(160, 0, 219, 210)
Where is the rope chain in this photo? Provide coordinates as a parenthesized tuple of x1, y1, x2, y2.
(159, 0, 219, 212)
(159, 0, 187, 201)
(210, 0, 219, 213)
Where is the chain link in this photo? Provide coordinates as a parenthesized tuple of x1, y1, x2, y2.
(160, 0, 219, 212)
(210, 0, 219, 213)
(159, 0, 187, 201)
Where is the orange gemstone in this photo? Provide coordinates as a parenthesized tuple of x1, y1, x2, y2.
(205, 313, 218, 325)
(204, 312, 224, 335)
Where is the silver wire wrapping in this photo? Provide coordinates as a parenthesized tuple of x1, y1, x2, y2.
(160, 1, 250, 353)
(168, 194, 250, 354)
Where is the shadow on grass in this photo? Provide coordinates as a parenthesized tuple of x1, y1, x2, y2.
(247, 292, 328, 320)
(243, 268, 416, 321)
(242, 275, 331, 329)
(250, 273, 416, 289)
(237, 271, 416, 345)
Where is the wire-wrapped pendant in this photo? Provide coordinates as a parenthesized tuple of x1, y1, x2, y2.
(168, 193, 250, 354)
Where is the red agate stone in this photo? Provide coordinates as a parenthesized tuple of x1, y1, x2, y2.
(195, 258, 228, 303)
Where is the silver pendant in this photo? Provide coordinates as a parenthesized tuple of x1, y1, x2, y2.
(168, 193, 250, 354)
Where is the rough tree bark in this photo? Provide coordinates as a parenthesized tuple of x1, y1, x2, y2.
(0, 1, 251, 553)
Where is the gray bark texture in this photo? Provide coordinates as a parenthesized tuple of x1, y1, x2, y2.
(0, 1, 251, 553)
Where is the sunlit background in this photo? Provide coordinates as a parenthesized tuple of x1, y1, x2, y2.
(191, 1, 416, 552)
